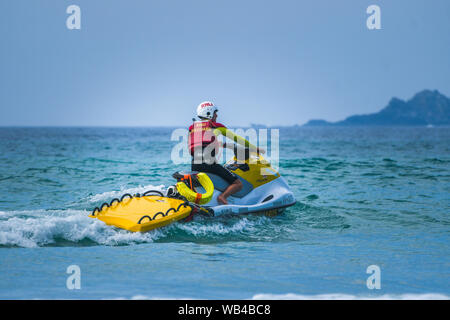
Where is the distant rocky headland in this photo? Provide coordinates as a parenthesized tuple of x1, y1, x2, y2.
(303, 90, 450, 126)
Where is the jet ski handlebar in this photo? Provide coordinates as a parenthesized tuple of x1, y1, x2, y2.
(223, 143, 251, 161)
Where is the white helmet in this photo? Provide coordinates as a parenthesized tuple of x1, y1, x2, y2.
(196, 101, 218, 120)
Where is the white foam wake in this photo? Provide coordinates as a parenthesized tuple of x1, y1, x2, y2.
(176, 217, 262, 236)
(0, 207, 267, 248)
(0, 209, 164, 248)
(87, 184, 167, 203)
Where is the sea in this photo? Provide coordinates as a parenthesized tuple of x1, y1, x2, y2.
(0, 126, 448, 299)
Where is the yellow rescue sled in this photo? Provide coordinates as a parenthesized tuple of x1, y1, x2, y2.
(90, 191, 192, 232)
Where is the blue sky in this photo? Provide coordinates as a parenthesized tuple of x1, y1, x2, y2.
(1, 0, 449, 127)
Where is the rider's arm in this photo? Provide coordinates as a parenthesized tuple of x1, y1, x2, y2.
(213, 127, 258, 150)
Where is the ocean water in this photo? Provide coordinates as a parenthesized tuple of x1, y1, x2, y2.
(0, 127, 449, 299)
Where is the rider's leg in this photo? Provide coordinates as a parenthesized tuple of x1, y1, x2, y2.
(217, 179, 242, 205)
(191, 161, 242, 205)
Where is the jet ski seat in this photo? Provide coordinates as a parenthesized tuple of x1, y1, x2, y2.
(173, 171, 253, 199)
(205, 173, 253, 198)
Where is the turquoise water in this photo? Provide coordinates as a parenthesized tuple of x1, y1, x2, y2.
(0, 127, 449, 299)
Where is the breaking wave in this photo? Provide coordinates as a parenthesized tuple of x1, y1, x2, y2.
(251, 293, 450, 300)
(111, 293, 450, 300)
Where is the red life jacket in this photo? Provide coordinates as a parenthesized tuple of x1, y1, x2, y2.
(188, 120, 225, 155)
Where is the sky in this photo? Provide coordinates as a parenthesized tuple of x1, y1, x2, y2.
(1, 0, 449, 127)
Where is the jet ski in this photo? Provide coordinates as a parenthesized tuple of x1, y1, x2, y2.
(90, 147, 296, 232)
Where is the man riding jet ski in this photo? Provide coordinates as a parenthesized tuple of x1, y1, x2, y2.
(189, 101, 265, 205)
(89, 101, 296, 232)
